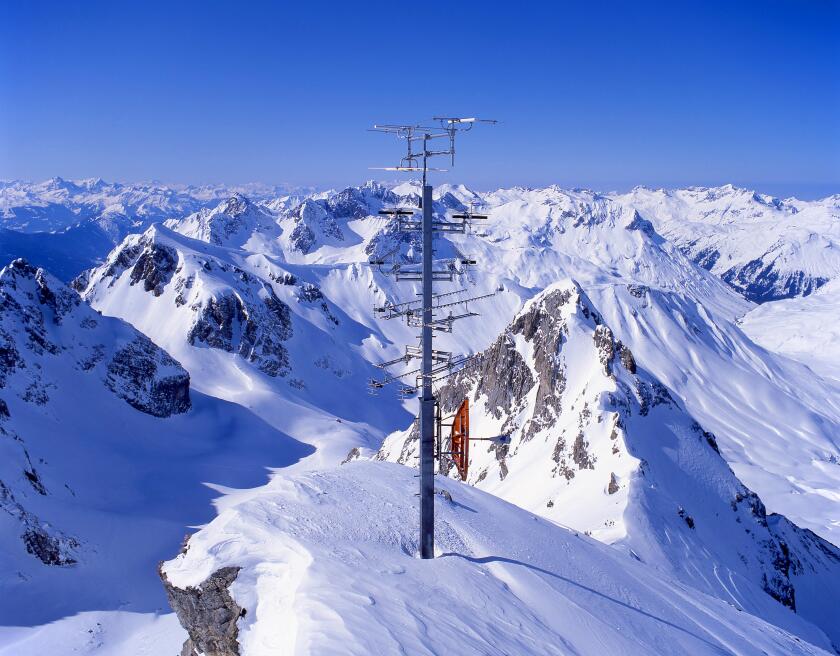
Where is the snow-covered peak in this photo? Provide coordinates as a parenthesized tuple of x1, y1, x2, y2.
(165, 193, 279, 248)
(378, 280, 840, 645)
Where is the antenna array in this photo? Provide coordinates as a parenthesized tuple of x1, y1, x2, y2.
(369, 116, 495, 559)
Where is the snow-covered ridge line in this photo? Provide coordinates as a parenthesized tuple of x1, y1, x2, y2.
(160, 462, 839, 656)
(4, 177, 838, 303)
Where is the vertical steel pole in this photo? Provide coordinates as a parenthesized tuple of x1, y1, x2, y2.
(419, 182, 435, 559)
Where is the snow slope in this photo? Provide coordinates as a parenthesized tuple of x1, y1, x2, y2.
(77, 222, 411, 467)
(159, 461, 837, 656)
(0, 259, 312, 627)
(740, 277, 840, 383)
(81, 184, 840, 545)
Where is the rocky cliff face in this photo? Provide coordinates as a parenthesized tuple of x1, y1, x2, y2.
(1, 259, 190, 417)
(161, 564, 244, 656)
(377, 281, 840, 643)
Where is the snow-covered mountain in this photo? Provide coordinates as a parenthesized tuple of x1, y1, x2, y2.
(615, 185, 840, 302)
(0, 177, 308, 234)
(0, 179, 316, 280)
(74, 183, 840, 546)
(740, 277, 840, 382)
(378, 281, 840, 645)
(75, 220, 410, 467)
(2, 179, 839, 655)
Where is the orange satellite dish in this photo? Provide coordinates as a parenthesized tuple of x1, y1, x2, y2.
(451, 398, 469, 481)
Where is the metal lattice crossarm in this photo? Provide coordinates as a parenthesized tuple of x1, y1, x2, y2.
(378, 208, 416, 216)
(375, 290, 495, 323)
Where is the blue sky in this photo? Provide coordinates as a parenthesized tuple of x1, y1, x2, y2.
(1, 0, 838, 197)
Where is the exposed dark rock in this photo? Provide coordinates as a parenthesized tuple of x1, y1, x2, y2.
(341, 447, 361, 465)
(103, 240, 143, 281)
(24, 467, 47, 495)
(296, 282, 323, 303)
(637, 380, 674, 417)
(0, 397, 8, 419)
(288, 199, 345, 254)
(129, 242, 178, 296)
(627, 284, 649, 298)
(0, 328, 22, 388)
(1, 480, 79, 566)
(719, 258, 828, 304)
(617, 343, 636, 374)
(161, 565, 245, 656)
(105, 336, 191, 417)
(593, 325, 615, 376)
(187, 286, 292, 377)
(23, 527, 78, 566)
(71, 268, 90, 293)
(608, 473, 619, 495)
(289, 221, 316, 255)
(34, 268, 80, 323)
(677, 507, 695, 530)
(572, 432, 595, 470)
(692, 421, 720, 454)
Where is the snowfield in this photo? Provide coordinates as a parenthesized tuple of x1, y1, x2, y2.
(740, 277, 840, 383)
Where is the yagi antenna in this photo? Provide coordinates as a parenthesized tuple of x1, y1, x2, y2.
(370, 117, 497, 182)
(368, 116, 496, 560)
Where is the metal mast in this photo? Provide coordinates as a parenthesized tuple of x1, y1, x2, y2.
(370, 117, 495, 559)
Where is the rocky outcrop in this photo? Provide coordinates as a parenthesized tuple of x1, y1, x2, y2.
(187, 285, 292, 378)
(288, 200, 345, 254)
(128, 241, 178, 296)
(106, 335, 191, 417)
(720, 259, 829, 303)
(0, 478, 79, 566)
(99, 228, 179, 297)
(164, 193, 280, 248)
(161, 565, 245, 656)
(376, 281, 840, 638)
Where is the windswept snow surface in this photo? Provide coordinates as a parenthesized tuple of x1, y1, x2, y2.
(161, 461, 837, 656)
(740, 277, 840, 383)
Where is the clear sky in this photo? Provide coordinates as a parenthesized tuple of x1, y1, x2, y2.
(1, 0, 838, 198)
